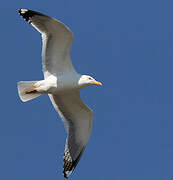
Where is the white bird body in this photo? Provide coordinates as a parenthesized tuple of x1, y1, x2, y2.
(33, 73, 80, 94)
(17, 9, 102, 178)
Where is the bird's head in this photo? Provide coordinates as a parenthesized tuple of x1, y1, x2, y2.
(78, 75, 102, 88)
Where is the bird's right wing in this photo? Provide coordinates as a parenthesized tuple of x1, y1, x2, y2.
(49, 91, 93, 178)
(18, 9, 75, 78)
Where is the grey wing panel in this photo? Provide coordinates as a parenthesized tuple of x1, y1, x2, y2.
(41, 33, 74, 78)
(18, 9, 75, 78)
(48, 92, 93, 178)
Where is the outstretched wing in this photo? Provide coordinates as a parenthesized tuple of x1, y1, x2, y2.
(49, 91, 93, 178)
(18, 9, 75, 78)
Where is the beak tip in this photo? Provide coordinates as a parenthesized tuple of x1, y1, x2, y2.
(93, 81, 102, 86)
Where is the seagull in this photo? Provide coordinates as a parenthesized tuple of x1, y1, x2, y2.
(17, 9, 102, 178)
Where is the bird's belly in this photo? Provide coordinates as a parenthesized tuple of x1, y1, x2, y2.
(36, 75, 75, 95)
(47, 84, 74, 94)
(36, 76, 59, 94)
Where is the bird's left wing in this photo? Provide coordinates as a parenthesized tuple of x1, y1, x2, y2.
(49, 91, 93, 178)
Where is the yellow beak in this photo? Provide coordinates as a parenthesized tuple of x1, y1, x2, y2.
(92, 81, 102, 86)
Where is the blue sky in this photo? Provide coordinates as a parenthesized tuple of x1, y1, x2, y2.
(0, 0, 173, 179)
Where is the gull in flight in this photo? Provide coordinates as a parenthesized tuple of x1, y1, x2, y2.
(17, 9, 102, 178)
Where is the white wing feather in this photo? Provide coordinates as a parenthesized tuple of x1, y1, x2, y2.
(49, 91, 93, 178)
(18, 9, 75, 78)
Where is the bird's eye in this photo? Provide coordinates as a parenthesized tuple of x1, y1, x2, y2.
(89, 77, 92, 80)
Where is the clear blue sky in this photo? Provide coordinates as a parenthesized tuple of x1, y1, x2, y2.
(0, 0, 173, 179)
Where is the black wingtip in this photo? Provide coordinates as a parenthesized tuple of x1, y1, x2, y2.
(18, 8, 31, 23)
(63, 173, 68, 179)
(18, 8, 44, 23)
(63, 163, 72, 178)
(63, 146, 85, 178)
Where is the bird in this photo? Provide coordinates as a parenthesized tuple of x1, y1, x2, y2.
(17, 9, 102, 178)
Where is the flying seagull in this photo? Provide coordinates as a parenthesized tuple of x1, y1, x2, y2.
(17, 9, 102, 178)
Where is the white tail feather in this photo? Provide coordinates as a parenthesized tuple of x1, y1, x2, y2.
(17, 81, 41, 102)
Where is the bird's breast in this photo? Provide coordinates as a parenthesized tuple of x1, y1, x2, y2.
(42, 74, 78, 94)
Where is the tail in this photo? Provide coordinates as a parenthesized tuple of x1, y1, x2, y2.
(17, 81, 41, 102)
